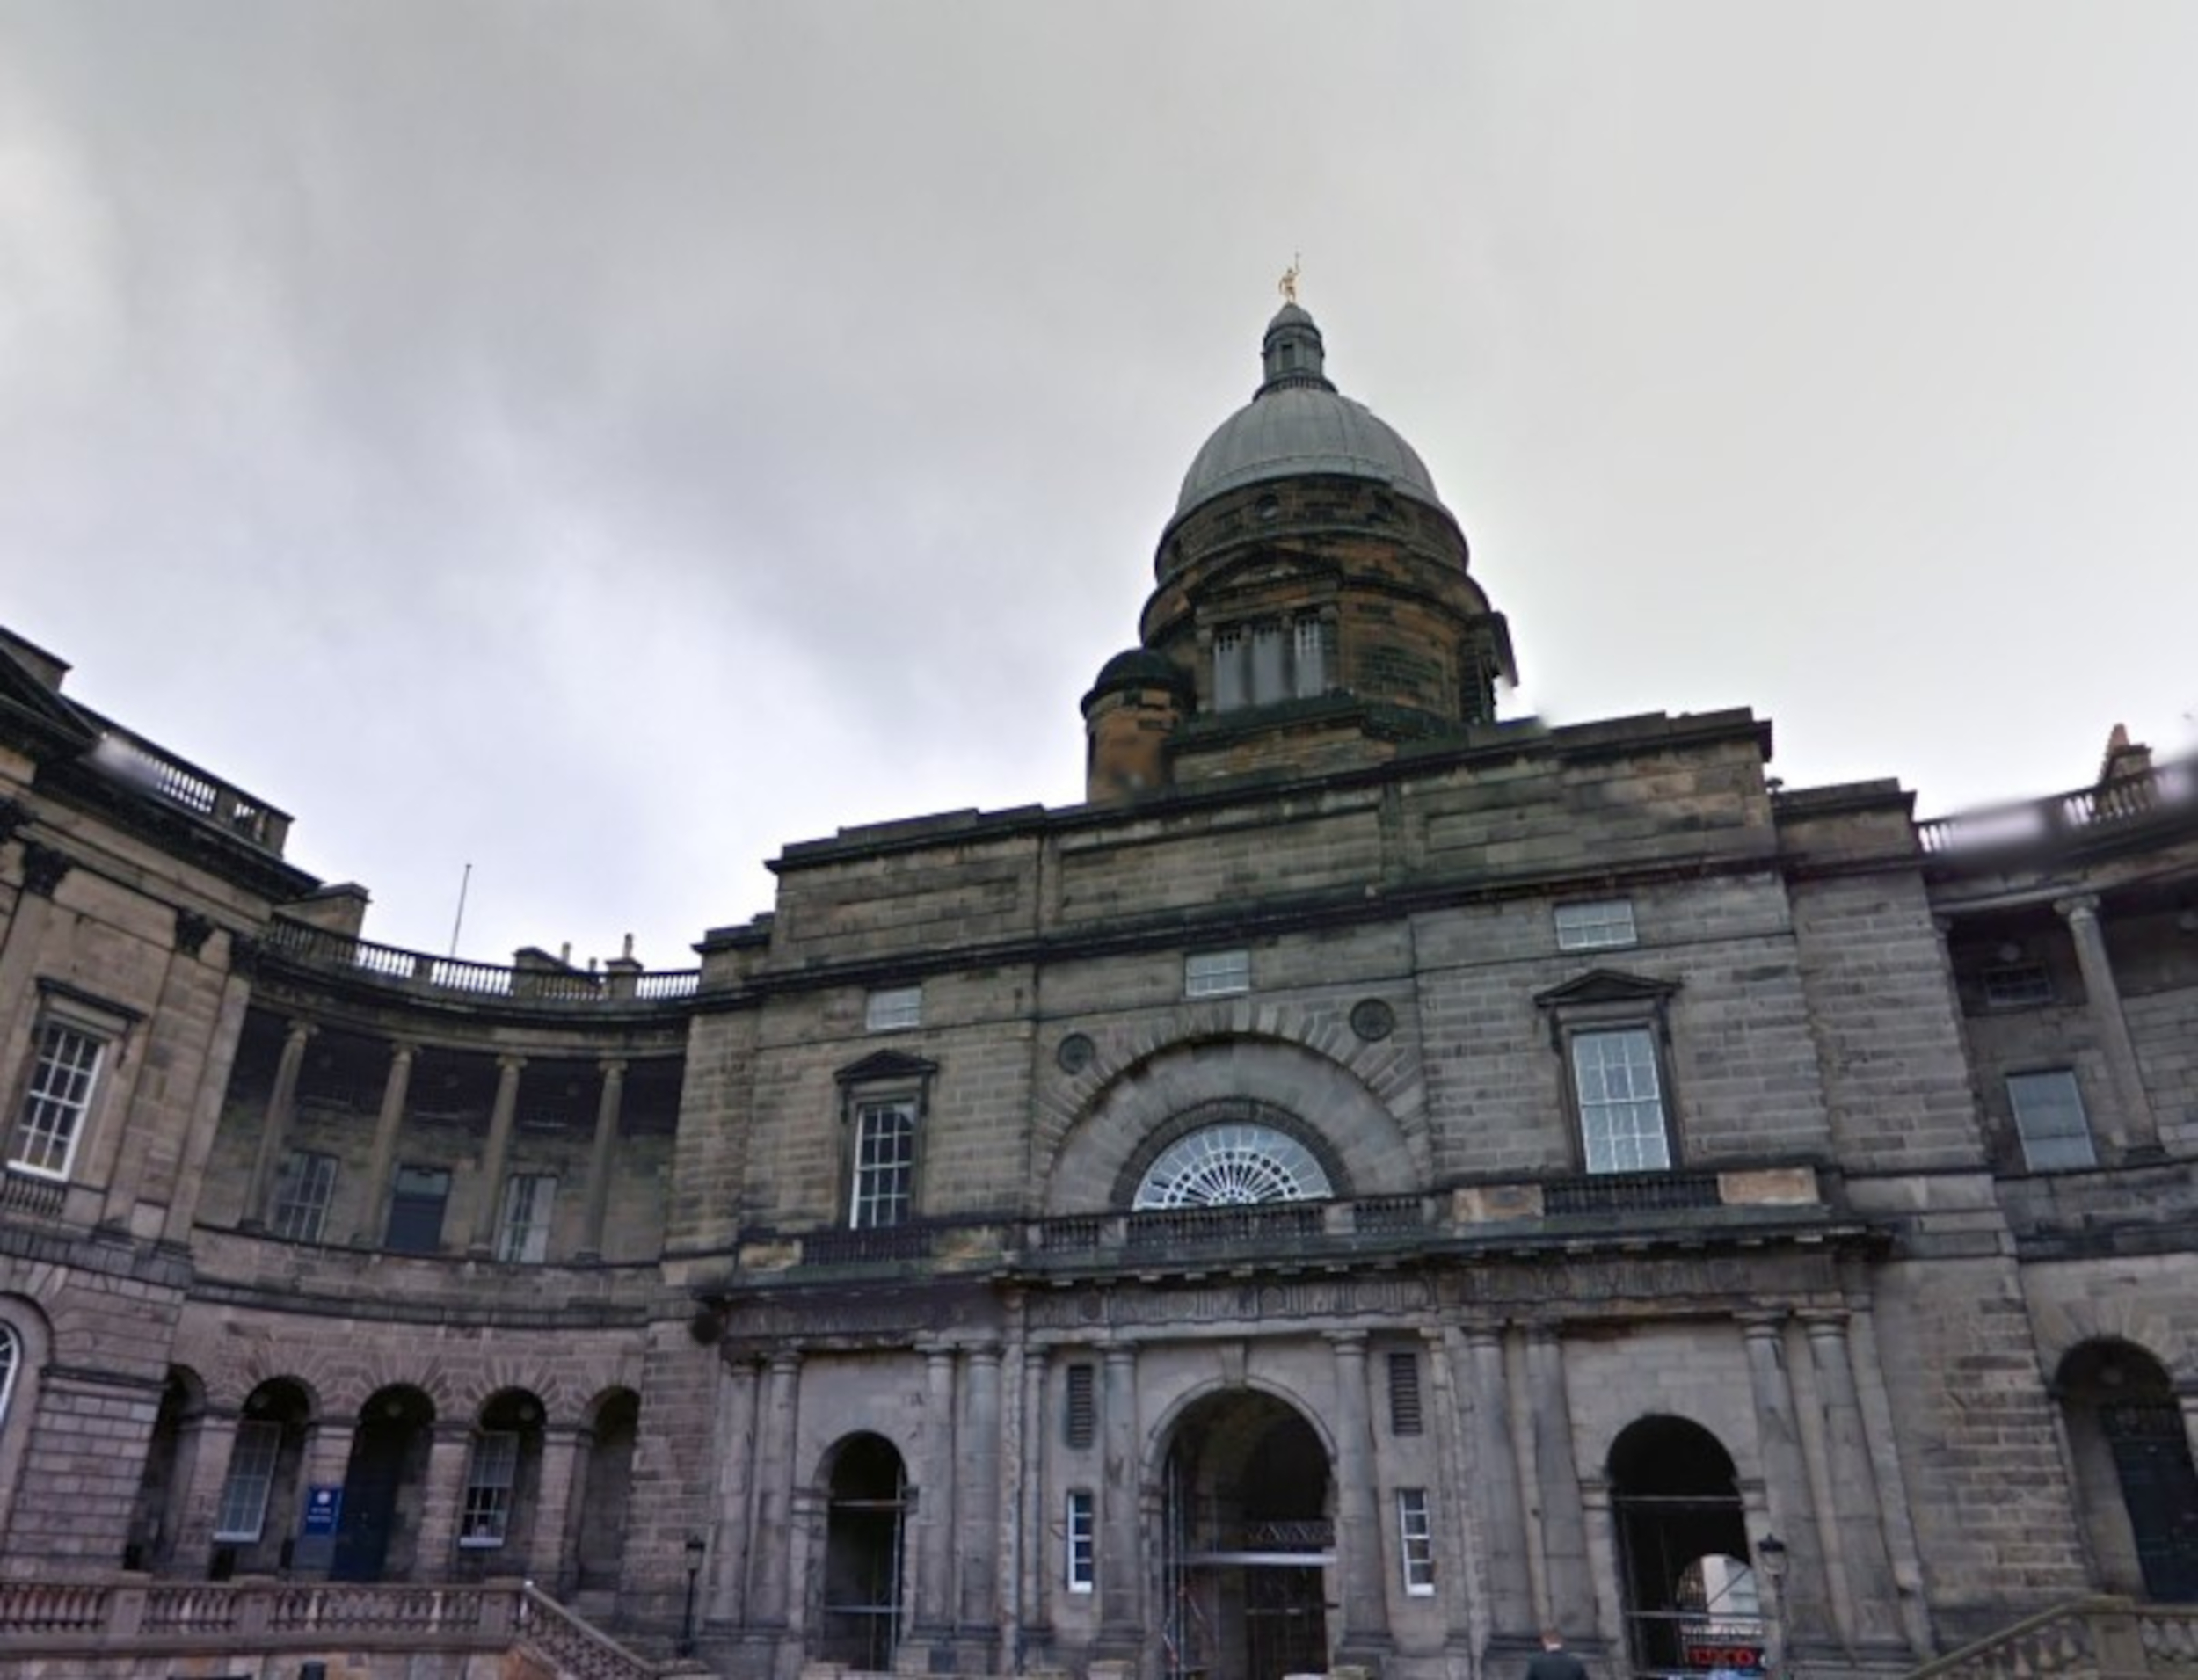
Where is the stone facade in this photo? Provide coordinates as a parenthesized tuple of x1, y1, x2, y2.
(1, 303, 2195, 1680)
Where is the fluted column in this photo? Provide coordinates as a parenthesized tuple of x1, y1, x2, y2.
(915, 1344, 959, 1635)
(711, 1356, 762, 1624)
(1741, 1316, 1833, 1646)
(469, 1055, 527, 1254)
(1097, 1342, 1142, 1642)
(242, 1021, 315, 1228)
(1328, 1332, 1392, 1652)
(576, 1058, 627, 1261)
(1800, 1313, 1902, 1649)
(1525, 1327, 1597, 1637)
(353, 1042, 416, 1247)
(959, 1345, 1003, 1637)
(2056, 895, 2159, 1153)
(748, 1351, 802, 1627)
(1454, 1325, 1535, 1640)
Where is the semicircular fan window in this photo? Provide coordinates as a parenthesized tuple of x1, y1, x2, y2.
(1132, 1123, 1334, 1210)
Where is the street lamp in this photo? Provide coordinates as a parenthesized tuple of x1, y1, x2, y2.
(1754, 1534, 1788, 1680)
(680, 1533, 707, 1657)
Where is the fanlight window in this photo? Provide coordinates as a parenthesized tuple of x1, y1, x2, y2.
(1133, 1124, 1333, 1209)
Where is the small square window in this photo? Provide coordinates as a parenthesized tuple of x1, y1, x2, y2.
(2008, 1070, 2096, 1171)
(1066, 1489, 1095, 1592)
(1982, 964, 2054, 1009)
(10, 1019, 106, 1180)
(1554, 899, 1637, 952)
(1185, 950, 1251, 999)
(865, 986, 923, 1033)
(1396, 1487, 1435, 1595)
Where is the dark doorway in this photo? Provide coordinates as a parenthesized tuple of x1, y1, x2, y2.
(1161, 1389, 1333, 1680)
(2060, 1341, 2198, 1604)
(575, 1389, 640, 1594)
(332, 1385, 433, 1582)
(1610, 1416, 1764, 1678)
(818, 1433, 907, 1671)
(127, 1369, 205, 1573)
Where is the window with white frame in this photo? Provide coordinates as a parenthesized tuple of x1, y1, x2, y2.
(1184, 949, 1251, 999)
(2007, 1069, 2097, 1171)
(1212, 615, 1332, 711)
(212, 1419, 283, 1542)
(864, 986, 923, 1033)
(460, 1431, 520, 1545)
(10, 1019, 105, 1179)
(1396, 1487, 1436, 1594)
(0, 1324, 18, 1428)
(1554, 898, 1638, 952)
(850, 1098, 917, 1228)
(495, 1173, 558, 1263)
(270, 1149, 338, 1242)
(1066, 1489, 1095, 1592)
(1571, 1028, 1672, 1173)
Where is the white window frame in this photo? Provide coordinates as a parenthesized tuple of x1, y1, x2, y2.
(2007, 1069, 2097, 1171)
(10, 1018, 106, 1181)
(0, 1323, 18, 1429)
(850, 1097, 918, 1229)
(212, 1418, 284, 1543)
(460, 1430, 520, 1547)
(1571, 1027, 1672, 1174)
(495, 1172, 558, 1263)
(1397, 1487, 1436, 1595)
(271, 1149, 338, 1243)
(1212, 615, 1330, 712)
(1066, 1488, 1096, 1593)
(864, 985, 923, 1033)
(1554, 898, 1638, 952)
(1184, 949, 1251, 999)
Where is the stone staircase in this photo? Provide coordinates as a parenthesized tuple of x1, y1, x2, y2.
(1901, 1598, 2198, 1680)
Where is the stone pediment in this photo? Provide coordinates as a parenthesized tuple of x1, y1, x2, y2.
(1532, 968, 1681, 1009)
(834, 1049, 939, 1085)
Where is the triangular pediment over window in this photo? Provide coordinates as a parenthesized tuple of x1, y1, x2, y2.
(834, 1049, 938, 1086)
(1532, 968, 1681, 1010)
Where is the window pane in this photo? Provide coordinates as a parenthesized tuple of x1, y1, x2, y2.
(496, 1174, 557, 1263)
(1184, 950, 1251, 998)
(1066, 1489, 1095, 1591)
(1250, 624, 1288, 703)
(11, 1022, 103, 1178)
(1212, 629, 1248, 711)
(215, 1420, 283, 1541)
(852, 1102, 916, 1228)
(1397, 1487, 1435, 1593)
(1572, 1029, 1670, 1174)
(865, 987, 922, 1033)
(2008, 1070, 2096, 1171)
(462, 1431, 520, 1545)
(272, 1150, 338, 1242)
(1554, 899, 1638, 951)
(385, 1166, 450, 1255)
(1292, 617, 1329, 698)
(1132, 1123, 1332, 1210)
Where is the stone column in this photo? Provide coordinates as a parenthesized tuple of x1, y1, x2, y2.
(1328, 1332, 1392, 1654)
(1577, 1477, 1629, 1657)
(1017, 1344, 1051, 1647)
(959, 1345, 1004, 1640)
(174, 1409, 244, 1570)
(1096, 1341, 1142, 1645)
(711, 1356, 762, 1624)
(747, 1351, 802, 1628)
(576, 1058, 627, 1261)
(532, 1425, 583, 1589)
(242, 1021, 316, 1229)
(2056, 895, 2160, 1153)
(1801, 1313, 1903, 1650)
(1525, 1327, 1597, 1639)
(1454, 1325, 1535, 1641)
(2179, 1392, 2198, 1480)
(1740, 1316, 1833, 1647)
(414, 1422, 477, 1573)
(469, 1054, 527, 1255)
(353, 1042, 416, 1247)
(915, 1343, 959, 1636)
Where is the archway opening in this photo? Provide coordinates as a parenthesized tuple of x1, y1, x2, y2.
(214, 1378, 314, 1576)
(455, 1388, 546, 1575)
(576, 1388, 640, 1595)
(333, 1385, 434, 1582)
(1610, 1416, 1761, 1678)
(1161, 1388, 1332, 1680)
(819, 1432, 907, 1671)
(127, 1368, 205, 1574)
(2059, 1341, 2198, 1602)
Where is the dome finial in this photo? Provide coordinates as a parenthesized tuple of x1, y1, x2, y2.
(1278, 252, 1302, 306)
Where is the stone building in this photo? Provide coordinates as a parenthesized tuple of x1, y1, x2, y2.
(0, 300, 2194, 1680)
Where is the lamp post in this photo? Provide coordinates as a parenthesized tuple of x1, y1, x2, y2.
(680, 1533, 707, 1657)
(1755, 1534, 1789, 1680)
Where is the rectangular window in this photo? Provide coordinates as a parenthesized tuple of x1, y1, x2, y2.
(212, 1420, 283, 1542)
(2008, 1069, 2097, 1171)
(1396, 1487, 1435, 1595)
(11, 1021, 104, 1179)
(1982, 963, 2054, 1009)
(1386, 1351, 1423, 1436)
(495, 1173, 557, 1263)
(1184, 949, 1251, 999)
(460, 1431, 520, 1546)
(1571, 1028, 1671, 1174)
(1292, 616, 1331, 698)
(1250, 623, 1289, 703)
(864, 985, 923, 1033)
(850, 1099, 917, 1228)
(271, 1150, 338, 1243)
(383, 1164, 450, 1255)
(1066, 1489, 1096, 1593)
(1554, 898, 1638, 952)
(1213, 629, 1248, 711)
(1065, 1362, 1096, 1450)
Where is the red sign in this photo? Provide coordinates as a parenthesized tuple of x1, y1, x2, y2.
(1682, 1643, 1765, 1670)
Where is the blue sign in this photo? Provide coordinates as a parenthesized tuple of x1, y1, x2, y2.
(302, 1485, 343, 1537)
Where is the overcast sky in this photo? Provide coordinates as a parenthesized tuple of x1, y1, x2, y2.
(4, 4, 2194, 974)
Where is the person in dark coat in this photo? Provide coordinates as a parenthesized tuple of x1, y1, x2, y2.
(1525, 1628, 1590, 1680)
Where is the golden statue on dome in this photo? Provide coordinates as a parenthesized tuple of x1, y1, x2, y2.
(1278, 254, 1301, 304)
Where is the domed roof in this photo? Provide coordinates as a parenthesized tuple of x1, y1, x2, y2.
(1088, 647, 1188, 695)
(1174, 303, 1444, 520)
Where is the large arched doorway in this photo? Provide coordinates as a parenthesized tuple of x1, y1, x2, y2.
(575, 1388, 639, 1596)
(818, 1433, 908, 1671)
(212, 1378, 315, 1576)
(2059, 1341, 2198, 1602)
(127, 1368, 206, 1573)
(1161, 1389, 1332, 1680)
(1610, 1416, 1764, 1677)
(332, 1385, 434, 1582)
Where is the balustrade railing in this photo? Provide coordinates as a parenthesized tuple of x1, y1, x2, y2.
(0, 1167, 67, 1219)
(1899, 1596, 2198, 1680)
(1917, 757, 2194, 857)
(517, 1582, 663, 1680)
(266, 917, 700, 1007)
(0, 1580, 109, 1633)
(83, 717, 293, 855)
(1544, 1169, 1722, 1216)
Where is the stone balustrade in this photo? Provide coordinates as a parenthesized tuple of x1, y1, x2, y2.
(1916, 755, 2195, 857)
(1903, 1596, 2198, 1680)
(266, 915, 701, 1007)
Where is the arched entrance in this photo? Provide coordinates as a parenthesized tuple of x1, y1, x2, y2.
(1610, 1416, 1764, 1677)
(2059, 1341, 2198, 1602)
(575, 1388, 639, 1595)
(127, 1368, 206, 1573)
(1161, 1389, 1332, 1680)
(332, 1385, 433, 1582)
(818, 1432, 907, 1671)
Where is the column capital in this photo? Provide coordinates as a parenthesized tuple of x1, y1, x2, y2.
(1736, 1312, 1787, 1339)
(597, 1056, 629, 1077)
(1460, 1322, 1507, 1350)
(495, 1052, 528, 1075)
(1796, 1309, 1851, 1340)
(2055, 892, 2102, 923)
(283, 1018, 320, 1045)
(387, 1038, 419, 1065)
(764, 1349, 804, 1377)
(1324, 1329, 1370, 1354)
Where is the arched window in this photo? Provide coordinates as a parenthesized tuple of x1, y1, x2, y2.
(1133, 1123, 1333, 1209)
(0, 1325, 17, 1426)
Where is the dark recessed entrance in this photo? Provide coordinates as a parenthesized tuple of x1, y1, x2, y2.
(1610, 1416, 1765, 1678)
(818, 1432, 908, 1671)
(331, 1385, 433, 1582)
